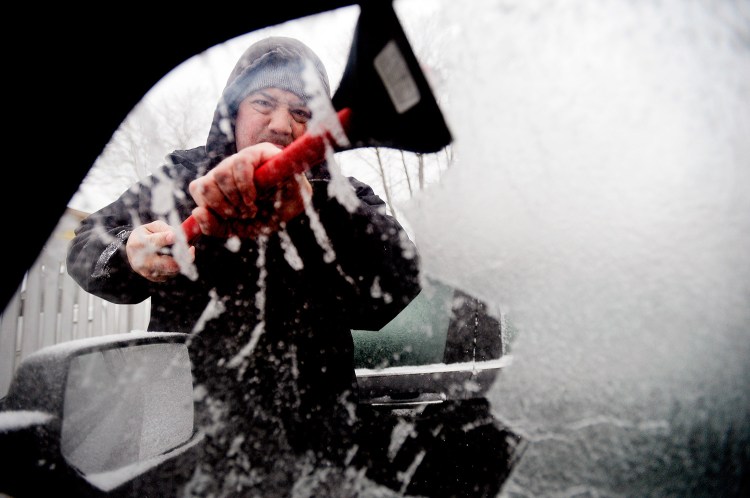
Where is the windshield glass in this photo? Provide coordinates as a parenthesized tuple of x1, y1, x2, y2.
(3, 0, 749, 496)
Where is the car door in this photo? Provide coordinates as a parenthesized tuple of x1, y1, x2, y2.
(350, 276, 525, 496)
(353, 276, 514, 407)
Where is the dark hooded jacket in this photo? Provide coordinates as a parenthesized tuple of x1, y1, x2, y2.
(66, 37, 421, 464)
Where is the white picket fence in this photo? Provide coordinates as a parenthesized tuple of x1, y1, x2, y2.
(0, 249, 151, 398)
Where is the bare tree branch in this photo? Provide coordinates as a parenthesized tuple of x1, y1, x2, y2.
(400, 150, 414, 197)
(375, 148, 398, 222)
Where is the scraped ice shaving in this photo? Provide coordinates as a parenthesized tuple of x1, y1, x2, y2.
(397, 449, 426, 494)
(191, 289, 227, 334)
(370, 276, 393, 303)
(302, 60, 349, 148)
(278, 226, 303, 270)
(228, 236, 268, 374)
(0, 411, 54, 431)
(388, 419, 417, 461)
(325, 148, 360, 213)
(225, 235, 241, 253)
(300, 179, 336, 264)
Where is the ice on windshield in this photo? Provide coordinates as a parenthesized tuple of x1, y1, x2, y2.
(398, 0, 750, 495)
(59, 0, 750, 495)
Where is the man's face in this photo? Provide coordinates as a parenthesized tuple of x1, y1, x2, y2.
(236, 88, 311, 151)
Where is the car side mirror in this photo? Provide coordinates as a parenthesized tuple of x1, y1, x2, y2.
(0, 332, 203, 497)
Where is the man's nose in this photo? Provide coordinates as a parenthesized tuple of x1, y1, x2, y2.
(267, 108, 293, 135)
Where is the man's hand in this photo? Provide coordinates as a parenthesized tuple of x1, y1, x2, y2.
(126, 220, 196, 282)
(188, 142, 312, 239)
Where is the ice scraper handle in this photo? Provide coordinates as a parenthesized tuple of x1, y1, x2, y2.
(180, 108, 352, 243)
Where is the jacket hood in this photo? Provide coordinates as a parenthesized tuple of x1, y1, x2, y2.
(205, 36, 331, 168)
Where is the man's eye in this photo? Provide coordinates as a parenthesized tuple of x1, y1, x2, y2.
(292, 109, 312, 122)
(252, 99, 274, 110)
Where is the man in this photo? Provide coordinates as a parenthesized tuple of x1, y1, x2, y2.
(67, 36, 421, 492)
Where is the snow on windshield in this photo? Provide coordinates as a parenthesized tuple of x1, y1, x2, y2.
(63, 0, 749, 495)
(400, 0, 750, 495)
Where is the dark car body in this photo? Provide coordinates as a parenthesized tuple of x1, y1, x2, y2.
(0, 277, 523, 496)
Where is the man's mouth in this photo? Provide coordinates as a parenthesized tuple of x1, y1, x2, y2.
(262, 140, 291, 150)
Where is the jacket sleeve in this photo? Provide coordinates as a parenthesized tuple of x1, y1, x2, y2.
(66, 161, 196, 305)
(285, 176, 422, 331)
(66, 196, 152, 304)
